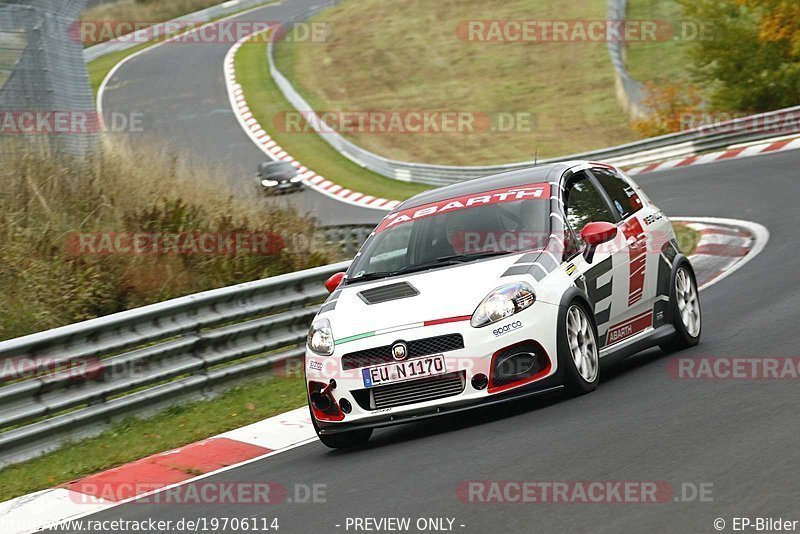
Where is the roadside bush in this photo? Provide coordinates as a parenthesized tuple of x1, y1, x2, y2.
(631, 82, 703, 136)
(0, 141, 335, 341)
(678, 0, 800, 111)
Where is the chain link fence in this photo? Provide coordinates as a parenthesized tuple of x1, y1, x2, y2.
(0, 0, 96, 158)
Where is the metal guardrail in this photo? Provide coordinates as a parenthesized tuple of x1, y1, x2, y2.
(323, 225, 374, 256)
(0, 260, 352, 467)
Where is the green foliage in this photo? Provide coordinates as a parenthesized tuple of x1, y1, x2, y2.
(678, 0, 800, 111)
(0, 143, 335, 341)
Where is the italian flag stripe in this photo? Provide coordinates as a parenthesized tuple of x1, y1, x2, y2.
(335, 332, 375, 344)
(334, 316, 471, 345)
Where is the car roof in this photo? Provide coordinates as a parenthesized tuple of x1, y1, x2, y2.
(395, 161, 585, 211)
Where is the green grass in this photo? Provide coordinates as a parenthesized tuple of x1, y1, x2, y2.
(275, 0, 641, 166)
(626, 0, 692, 84)
(674, 222, 700, 255)
(235, 35, 430, 201)
(0, 374, 307, 502)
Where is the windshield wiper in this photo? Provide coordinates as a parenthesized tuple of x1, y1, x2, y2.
(436, 250, 518, 262)
(348, 258, 467, 284)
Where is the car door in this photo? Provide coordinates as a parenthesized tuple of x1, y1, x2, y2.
(561, 170, 629, 347)
(588, 166, 658, 311)
(587, 166, 661, 348)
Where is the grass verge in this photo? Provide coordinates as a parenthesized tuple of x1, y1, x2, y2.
(0, 374, 307, 502)
(235, 33, 430, 201)
(673, 222, 701, 256)
(275, 0, 640, 166)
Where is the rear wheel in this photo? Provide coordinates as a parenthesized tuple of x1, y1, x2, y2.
(561, 303, 600, 395)
(660, 264, 702, 352)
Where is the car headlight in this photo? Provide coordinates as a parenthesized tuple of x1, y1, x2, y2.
(307, 318, 334, 356)
(471, 283, 536, 328)
(289, 175, 303, 183)
(261, 179, 279, 187)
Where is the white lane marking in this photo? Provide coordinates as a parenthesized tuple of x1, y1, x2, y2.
(0, 489, 111, 534)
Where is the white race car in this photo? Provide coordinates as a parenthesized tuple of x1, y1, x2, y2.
(306, 161, 701, 448)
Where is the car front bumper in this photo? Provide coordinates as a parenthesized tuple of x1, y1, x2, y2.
(305, 300, 562, 433)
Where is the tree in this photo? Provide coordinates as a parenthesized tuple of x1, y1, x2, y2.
(678, 0, 800, 111)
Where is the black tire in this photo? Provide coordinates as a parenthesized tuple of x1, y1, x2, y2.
(558, 301, 600, 396)
(659, 263, 702, 353)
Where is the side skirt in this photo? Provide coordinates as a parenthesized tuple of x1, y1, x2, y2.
(598, 324, 676, 364)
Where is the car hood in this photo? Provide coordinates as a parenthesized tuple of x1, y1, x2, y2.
(327, 252, 543, 339)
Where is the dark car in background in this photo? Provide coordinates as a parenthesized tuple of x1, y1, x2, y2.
(257, 161, 304, 194)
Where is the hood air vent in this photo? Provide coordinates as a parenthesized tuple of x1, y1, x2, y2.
(357, 282, 419, 305)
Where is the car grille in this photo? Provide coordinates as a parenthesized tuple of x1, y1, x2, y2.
(369, 371, 466, 410)
(341, 334, 464, 370)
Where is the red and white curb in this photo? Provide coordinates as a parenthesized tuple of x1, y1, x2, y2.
(0, 218, 767, 534)
(224, 32, 400, 212)
(626, 135, 800, 176)
(672, 217, 769, 291)
(0, 408, 317, 534)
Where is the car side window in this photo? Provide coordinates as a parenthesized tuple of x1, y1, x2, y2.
(591, 168, 643, 219)
(563, 173, 616, 235)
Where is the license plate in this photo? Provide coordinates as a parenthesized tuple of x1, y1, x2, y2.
(362, 355, 447, 388)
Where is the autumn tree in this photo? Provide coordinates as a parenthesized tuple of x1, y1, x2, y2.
(678, 0, 800, 111)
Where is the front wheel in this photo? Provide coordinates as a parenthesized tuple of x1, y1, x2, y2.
(560, 303, 600, 395)
(660, 264, 702, 352)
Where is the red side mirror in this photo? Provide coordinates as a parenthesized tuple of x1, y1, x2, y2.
(325, 272, 346, 293)
(580, 221, 617, 247)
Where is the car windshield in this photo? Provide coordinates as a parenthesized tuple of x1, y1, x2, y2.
(348, 183, 551, 283)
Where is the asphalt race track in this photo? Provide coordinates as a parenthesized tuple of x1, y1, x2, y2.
(52, 147, 800, 532)
(100, 0, 383, 227)
(97, 1, 800, 530)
